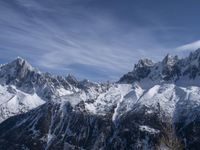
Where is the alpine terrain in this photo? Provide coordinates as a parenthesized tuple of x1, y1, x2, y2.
(1, 49, 200, 149)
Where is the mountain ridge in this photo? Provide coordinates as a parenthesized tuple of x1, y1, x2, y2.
(119, 49, 200, 87)
(0, 50, 200, 149)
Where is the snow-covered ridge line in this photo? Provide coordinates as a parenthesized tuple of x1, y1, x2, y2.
(119, 48, 200, 87)
(1, 49, 200, 122)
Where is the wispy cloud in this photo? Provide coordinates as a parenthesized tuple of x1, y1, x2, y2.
(0, 0, 187, 81)
(176, 40, 200, 51)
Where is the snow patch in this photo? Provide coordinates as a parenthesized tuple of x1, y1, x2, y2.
(139, 125, 160, 134)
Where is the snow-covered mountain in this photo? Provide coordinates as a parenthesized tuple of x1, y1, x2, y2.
(0, 57, 79, 122)
(1, 50, 200, 149)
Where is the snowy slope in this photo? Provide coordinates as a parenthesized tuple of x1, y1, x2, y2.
(0, 84, 45, 122)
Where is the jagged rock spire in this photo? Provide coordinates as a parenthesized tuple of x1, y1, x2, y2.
(66, 74, 78, 86)
(134, 58, 154, 69)
(162, 54, 178, 66)
(10, 57, 34, 72)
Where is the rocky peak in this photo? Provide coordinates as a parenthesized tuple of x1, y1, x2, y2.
(0, 57, 38, 82)
(119, 59, 154, 83)
(162, 54, 178, 66)
(134, 58, 154, 70)
(66, 74, 78, 86)
(188, 48, 200, 61)
(10, 57, 34, 71)
(0, 57, 36, 75)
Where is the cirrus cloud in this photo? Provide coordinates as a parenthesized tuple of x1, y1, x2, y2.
(176, 40, 200, 51)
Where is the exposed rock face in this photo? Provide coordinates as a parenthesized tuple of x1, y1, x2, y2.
(0, 102, 162, 150)
(119, 49, 200, 84)
(1, 50, 200, 149)
(119, 58, 155, 83)
(0, 57, 76, 98)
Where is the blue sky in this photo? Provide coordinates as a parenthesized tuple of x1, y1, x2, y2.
(1, 0, 200, 81)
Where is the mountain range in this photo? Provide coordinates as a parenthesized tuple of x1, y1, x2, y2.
(1, 50, 200, 149)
